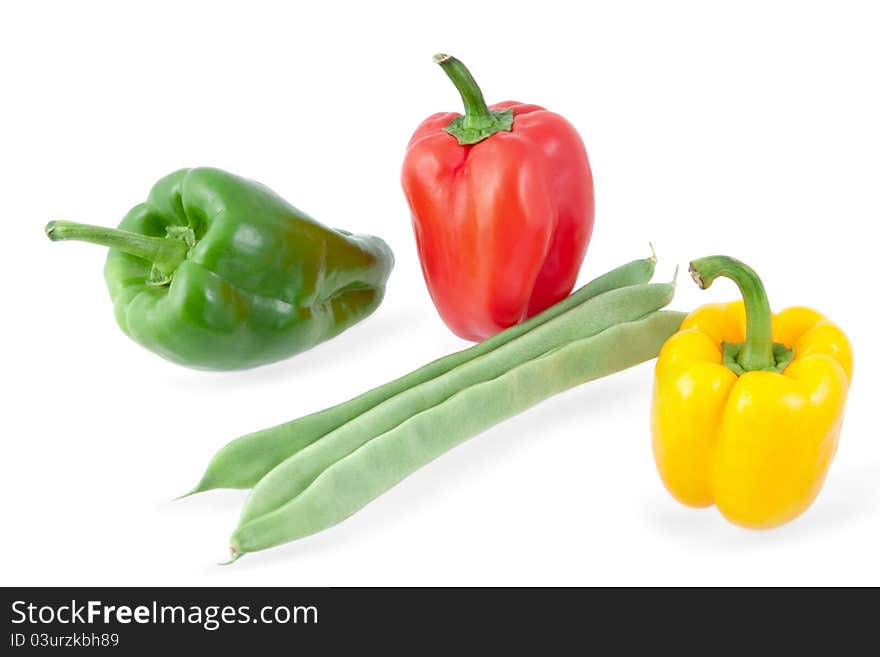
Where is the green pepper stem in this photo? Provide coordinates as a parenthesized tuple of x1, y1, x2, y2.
(45, 220, 188, 276)
(689, 255, 775, 372)
(433, 54, 514, 145)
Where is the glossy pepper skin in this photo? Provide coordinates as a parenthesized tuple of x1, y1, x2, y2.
(401, 54, 594, 341)
(46, 168, 394, 370)
(651, 256, 853, 529)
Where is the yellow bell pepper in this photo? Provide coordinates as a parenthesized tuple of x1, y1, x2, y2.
(651, 255, 853, 529)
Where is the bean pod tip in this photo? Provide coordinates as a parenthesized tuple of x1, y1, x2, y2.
(219, 548, 243, 566)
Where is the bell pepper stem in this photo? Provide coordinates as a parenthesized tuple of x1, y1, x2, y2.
(434, 53, 493, 125)
(433, 53, 514, 145)
(45, 220, 189, 277)
(689, 255, 775, 372)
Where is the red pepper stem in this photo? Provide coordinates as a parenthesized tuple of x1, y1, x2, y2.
(432, 54, 514, 145)
(689, 255, 775, 372)
(433, 53, 493, 124)
(45, 220, 188, 276)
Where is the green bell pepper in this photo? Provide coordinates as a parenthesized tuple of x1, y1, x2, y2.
(46, 167, 394, 370)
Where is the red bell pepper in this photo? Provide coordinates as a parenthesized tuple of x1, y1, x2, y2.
(401, 54, 595, 341)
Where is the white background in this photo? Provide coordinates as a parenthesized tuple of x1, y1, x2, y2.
(2, 1, 878, 586)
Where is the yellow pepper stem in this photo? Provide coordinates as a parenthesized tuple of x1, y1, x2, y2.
(689, 255, 793, 373)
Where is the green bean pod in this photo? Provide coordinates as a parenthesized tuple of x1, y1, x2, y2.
(229, 310, 687, 558)
(237, 281, 676, 526)
(190, 254, 657, 493)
